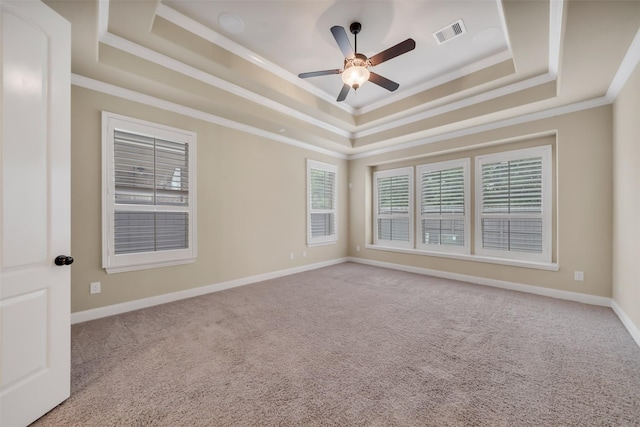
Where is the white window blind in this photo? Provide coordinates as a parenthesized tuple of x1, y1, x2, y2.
(374, 167, 413, 248)
(113, 130, 190, 254)
(476, 146, 551, 262)
(307, 160, 337, 245)
(417, 159, 469, 253)
(103, 112, 197, 273)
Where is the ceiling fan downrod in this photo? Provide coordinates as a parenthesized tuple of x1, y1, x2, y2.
(350, 22, 361, 54)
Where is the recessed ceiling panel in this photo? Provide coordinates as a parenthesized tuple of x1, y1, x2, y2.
(162, 0, 512, 110)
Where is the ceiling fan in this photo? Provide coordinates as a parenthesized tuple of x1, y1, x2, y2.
(298, 22, 416, 102)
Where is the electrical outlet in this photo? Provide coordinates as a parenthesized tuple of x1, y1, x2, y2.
(574, 271, 584, 281)
(290, 252, 294, 260)
(90, 282, 101, 294)
(356, 245, 360, 252)
(303, 251, 307, 258)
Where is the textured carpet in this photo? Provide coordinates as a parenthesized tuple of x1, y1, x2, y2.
(33, 263, 640, 426)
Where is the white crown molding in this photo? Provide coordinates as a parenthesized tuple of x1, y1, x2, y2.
(606, 27, 640, 101)
(151, 2, 565, 139)
(355, 49, 514, 117)
(74, 70, 613, 162)
(72, 74, 348, 159)
(92, 0, 637, 159)
(97, 0, 109, 39)
(349, 18, 639, 160)
(70, 258, 349, 324)
(155, 1, 525, 122)
(353, 1, 521, 116)
(101, 20, 557, 146)
(354, 73, 555, 139)
(98, 0, 564, 143)
(548, 0, 564, 77)
(152, 0, 564, 120)
(96, 0, 569, 144)
(348, 95, 610, 160)
(356, 0, 564, 135)
(154, 3, 355, 116)
(99, 31, 353, 139)
(154, 1, 538, 122)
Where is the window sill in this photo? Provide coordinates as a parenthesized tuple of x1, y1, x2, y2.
(105, 258, 196, 274)
(307, 240, 338, 247)
(364, 244, 559, 271)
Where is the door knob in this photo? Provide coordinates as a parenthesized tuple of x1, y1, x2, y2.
(54, 255, 74, 266)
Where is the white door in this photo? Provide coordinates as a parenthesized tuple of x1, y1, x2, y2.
(0, 0, 71, 426)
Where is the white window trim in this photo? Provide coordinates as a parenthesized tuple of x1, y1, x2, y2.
(364, 244, 559, 271)
(474, 145, 552, 263)
(416, 158, 470, 254)
(307, 159, 338, 246)
(102, 111, 198, 273)
(373, 167, 414, 249)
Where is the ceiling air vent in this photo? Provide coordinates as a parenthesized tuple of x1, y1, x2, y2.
(434, 19, 466, 45)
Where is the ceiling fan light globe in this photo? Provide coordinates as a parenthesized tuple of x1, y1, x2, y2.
(341, 66, 370, 89)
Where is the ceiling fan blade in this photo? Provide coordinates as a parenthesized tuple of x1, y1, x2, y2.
(368, 72, 400, 92)
(337, 83, 351, 102)
(298, 69, 341, 79)
(368, 38, 416, 66)
(331, 26, 355, 59)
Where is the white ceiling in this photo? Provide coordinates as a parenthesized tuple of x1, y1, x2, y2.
(162, 0, 512, 110)
(50, 0, 639, 156)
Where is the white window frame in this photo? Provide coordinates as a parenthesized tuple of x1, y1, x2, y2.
(102, 112, 197, 273)
(307, 159, 338, 246)
(416, 158, 470, 254)
(475, 145, 552, 263)
(373, 167, 414, 249)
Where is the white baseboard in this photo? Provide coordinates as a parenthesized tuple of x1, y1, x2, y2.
(71, 258, 348, 324)
(350, 257, 640, 349)
(347, 257, 612, 307)
(71, 256, 640, 351)
(611, 299, 640, 348)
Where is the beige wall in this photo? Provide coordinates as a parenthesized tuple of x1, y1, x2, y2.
(71, 86, 348, 313)
(613, 61, 640, 329)
(349, 106, 614, 297)
(72, 84, 620, 314)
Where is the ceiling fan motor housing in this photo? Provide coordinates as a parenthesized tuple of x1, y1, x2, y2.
(344, 53, 369, 69)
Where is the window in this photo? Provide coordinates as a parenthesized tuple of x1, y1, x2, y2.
(102, 112, 197, 273)
(307, 160, 337, 245)
(374, 167, 413, 248)
(475, 145, 551, 262)
(416, 159, 470, 253)
(368, 144, 555, 269)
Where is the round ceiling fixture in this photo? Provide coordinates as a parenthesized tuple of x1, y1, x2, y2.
(218, 12, 245, 34)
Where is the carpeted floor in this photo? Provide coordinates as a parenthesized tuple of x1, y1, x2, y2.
(33, 263, 640, 426)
